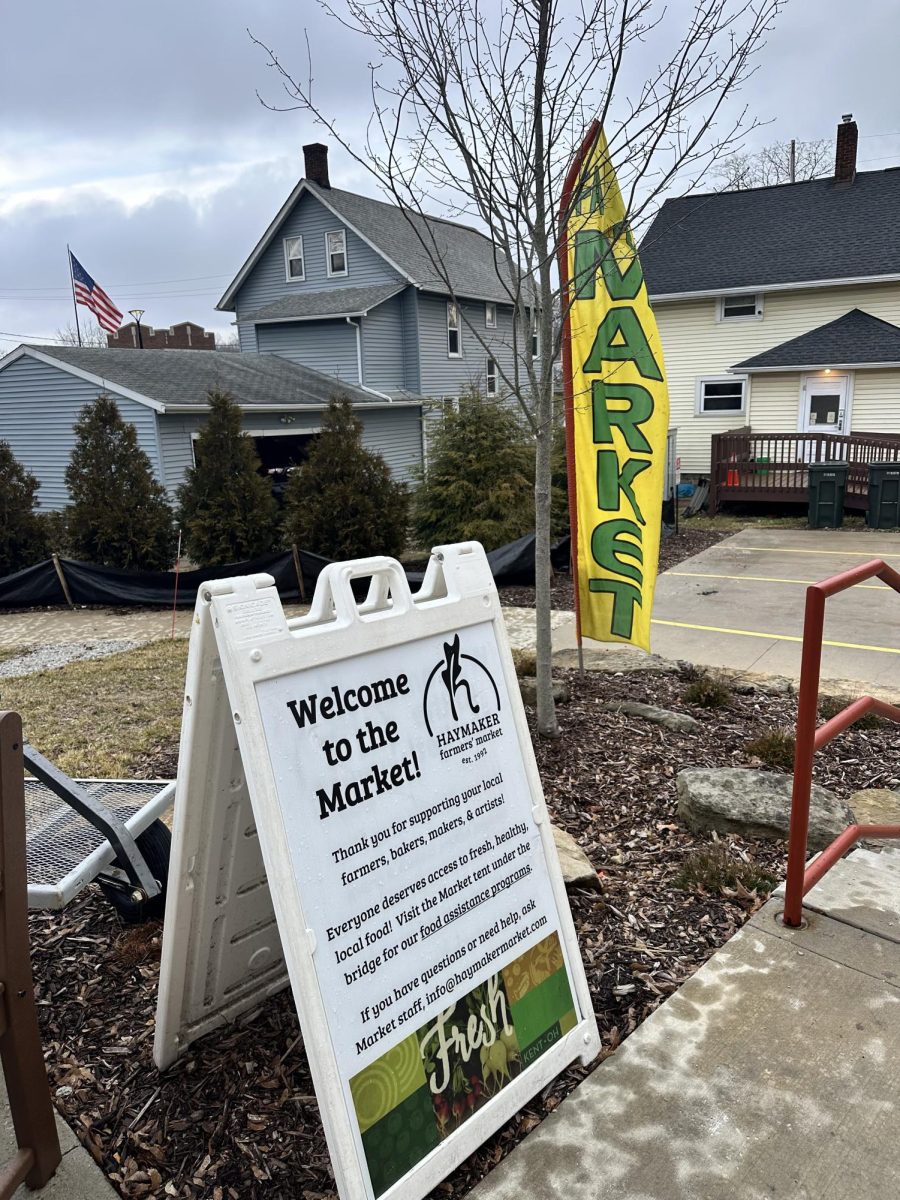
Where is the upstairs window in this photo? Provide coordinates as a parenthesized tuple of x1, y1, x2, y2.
(717, 293, 762, 321)
(485, 302, 497, 328)
(326, 229, 348, 277)
(486, 357, 498, 396)
(697, 376, 747, 415)
(447, 302, 460, 357)
(531, 312, 540, 358)
(283, 236, 305, 281)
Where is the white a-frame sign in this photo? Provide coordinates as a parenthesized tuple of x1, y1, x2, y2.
(155, 543, 600, 1200)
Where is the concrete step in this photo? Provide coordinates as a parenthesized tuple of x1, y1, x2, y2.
(848, 847, 900, 879)
(801, 856, 900, 942)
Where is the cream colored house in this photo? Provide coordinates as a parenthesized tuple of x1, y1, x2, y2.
(641, 116, 900, 478)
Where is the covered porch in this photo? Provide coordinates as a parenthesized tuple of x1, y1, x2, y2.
(709, 428, 900, 515)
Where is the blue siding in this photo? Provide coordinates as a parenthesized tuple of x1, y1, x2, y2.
(238, 323, 258, 353)
(400, 288, 421, 393)
(0, 354, 162, 511)
(360, 294, 407, 391)
(416, 292, 535, 398)
(234, 191, 404, 318)
(256, 320, 359, 383)
(157, 404, 423, 492)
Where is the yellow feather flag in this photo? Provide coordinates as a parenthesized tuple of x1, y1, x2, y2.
(559, 124, 669, 652)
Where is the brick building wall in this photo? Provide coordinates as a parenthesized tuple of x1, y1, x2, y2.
(107, 321, 216, 350)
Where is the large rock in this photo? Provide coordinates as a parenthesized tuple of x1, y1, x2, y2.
(518, 676, 569, 707)
(603, 700, 700, 733)
(553, 647, 676, 674)
(676, 767, 854, 851)
(551, 826, 601, 891)
(849, 789, 900, 827)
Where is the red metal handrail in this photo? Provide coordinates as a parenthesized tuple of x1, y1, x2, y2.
(783, 559, 900, 927)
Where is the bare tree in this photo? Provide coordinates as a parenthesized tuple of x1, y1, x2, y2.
(716, 138, 831, 189)
(215, 330, 241, 352)
(252, 0, 783, 736)
(55, 322, 107, 348)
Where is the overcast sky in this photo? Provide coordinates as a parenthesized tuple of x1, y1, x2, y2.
(2, 0, 898, 347)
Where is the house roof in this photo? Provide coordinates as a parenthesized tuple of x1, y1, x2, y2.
(13, 345, 403, 411)
(241, 282, 406, 324)
(640, 169, 900, 298)
(732, 309, 900, 372)
(218, 179, 523, 310)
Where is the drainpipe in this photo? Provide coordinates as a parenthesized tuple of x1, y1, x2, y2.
(346, 317, 393, 403)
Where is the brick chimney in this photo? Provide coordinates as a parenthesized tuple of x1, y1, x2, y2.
(303, 143, 330, 188)
(834, 114, 858, 184)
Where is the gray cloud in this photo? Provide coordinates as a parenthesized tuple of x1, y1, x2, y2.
(2, 0, 898, 347)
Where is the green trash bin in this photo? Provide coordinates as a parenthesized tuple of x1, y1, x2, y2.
(808, 461, 849, 529)
(867, 461, 900, 529)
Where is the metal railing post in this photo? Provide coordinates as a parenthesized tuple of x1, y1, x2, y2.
(783, 586, 826, 927)
(0, 712, 62, 1194)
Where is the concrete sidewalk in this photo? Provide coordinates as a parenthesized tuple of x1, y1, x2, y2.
(0, 1081, 116, 1199)
(472, 845, 900, 1200)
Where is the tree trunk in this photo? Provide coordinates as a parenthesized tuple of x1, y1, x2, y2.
(533, 375, 559, 737)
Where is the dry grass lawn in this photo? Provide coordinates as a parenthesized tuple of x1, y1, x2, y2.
(1, 639, 188, 777)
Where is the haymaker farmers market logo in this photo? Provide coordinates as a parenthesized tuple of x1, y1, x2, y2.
(423, 635, 502, 760)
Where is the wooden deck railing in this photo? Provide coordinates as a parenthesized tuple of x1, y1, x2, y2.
(709, 429, 900, 515)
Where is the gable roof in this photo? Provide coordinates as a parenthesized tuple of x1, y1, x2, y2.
(732, 309, 900, 372)
(7, 345, 404, 411)
(218, 179, 521, 311)
(241, 282, 405, 325)
(640, 169, 900, 298)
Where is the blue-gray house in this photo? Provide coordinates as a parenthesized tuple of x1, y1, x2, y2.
(0, 143, 536, 510)
(219, 143, 538, 402)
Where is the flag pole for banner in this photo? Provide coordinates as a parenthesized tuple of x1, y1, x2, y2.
(66, 246, 82, 347)
(557, 120, 600, 676)
(171, 528, 182, 639)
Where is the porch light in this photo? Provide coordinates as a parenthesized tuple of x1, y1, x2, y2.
(279, 415, 297, 425)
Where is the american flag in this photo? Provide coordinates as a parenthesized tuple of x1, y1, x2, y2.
(69, 253, 123, 333)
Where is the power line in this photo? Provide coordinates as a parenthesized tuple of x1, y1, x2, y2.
(0, 272, 231, 294)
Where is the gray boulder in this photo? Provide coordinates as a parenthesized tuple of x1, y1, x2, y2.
(603, 700, 700, 733)
(518, 676, 569, 707)
(677, 767, 854, 851)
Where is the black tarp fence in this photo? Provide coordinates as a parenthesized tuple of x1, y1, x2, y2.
(0, 536, 573, 611)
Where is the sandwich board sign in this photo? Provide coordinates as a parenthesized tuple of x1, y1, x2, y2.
(154, 543, 600, 1200)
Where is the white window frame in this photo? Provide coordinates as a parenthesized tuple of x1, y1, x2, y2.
(485, 302, 497, 329)
(531, 313, 540, 358)
(716, 293, 763, 322)
(486, 357, 498, 396)
(447, 301, 461, 357)
(283, 236, 305, 282)
(695, 374, 748, 417)
(325, 229, 348, 278)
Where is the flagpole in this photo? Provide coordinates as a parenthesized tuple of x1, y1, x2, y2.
(557, 120, 600, 675)
(66, 246, 82, 347)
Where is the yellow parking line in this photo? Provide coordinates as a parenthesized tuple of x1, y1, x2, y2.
(651, 617, 900, 656)
(668, 570, 887, 591)
(733, 545, 900, 559)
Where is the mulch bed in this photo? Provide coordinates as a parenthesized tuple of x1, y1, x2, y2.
(30, 666, 899, 1200)
(498, 524, 731, 610)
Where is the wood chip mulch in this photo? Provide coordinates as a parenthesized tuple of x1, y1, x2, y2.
(499, 525, 731, 610)
(29, 666, 899, 1200)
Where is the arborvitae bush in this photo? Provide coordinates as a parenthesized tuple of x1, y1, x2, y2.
(414, 390, 536, 551)
(65, 395, 176, 570)
(176, 390, 280, 566)
(283, 395, 409, 560)
(0, 440, 47, 574)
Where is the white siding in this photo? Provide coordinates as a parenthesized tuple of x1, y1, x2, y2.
(654, 280, 900, 473)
